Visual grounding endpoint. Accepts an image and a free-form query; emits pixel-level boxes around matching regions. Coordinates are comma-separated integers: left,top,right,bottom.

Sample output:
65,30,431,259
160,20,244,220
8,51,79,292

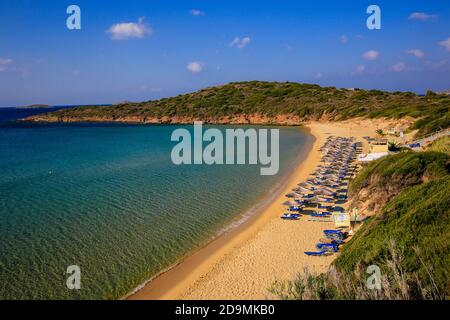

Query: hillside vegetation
349,151,449,213
335,176,450,298
28,81,450,137
271,151,450,299
427,136,450,155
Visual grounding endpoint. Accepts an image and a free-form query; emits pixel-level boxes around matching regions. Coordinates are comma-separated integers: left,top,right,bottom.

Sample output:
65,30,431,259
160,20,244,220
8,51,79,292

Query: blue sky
0,0,449,107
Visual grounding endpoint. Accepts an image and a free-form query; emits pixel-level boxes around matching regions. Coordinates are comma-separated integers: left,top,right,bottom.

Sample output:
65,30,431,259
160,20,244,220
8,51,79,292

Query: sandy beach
128,118,409,300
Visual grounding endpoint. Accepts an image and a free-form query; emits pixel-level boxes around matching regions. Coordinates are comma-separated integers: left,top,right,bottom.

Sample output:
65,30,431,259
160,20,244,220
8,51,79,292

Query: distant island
17,104,52,109
24,81,450,138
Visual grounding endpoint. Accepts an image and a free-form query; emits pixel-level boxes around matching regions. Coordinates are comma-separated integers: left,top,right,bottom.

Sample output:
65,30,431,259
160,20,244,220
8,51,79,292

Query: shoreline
127,122,334,300
127,119,391,300
125,127,315,299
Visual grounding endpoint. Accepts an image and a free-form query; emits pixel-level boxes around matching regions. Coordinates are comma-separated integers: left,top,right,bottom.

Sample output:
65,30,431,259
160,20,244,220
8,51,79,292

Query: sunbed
304,250,328,256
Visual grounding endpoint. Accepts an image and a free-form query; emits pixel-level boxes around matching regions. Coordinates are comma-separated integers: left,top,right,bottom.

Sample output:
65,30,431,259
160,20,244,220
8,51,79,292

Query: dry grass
269,240,444,300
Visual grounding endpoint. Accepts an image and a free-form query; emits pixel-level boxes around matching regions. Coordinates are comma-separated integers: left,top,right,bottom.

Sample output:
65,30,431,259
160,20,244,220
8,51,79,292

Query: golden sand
128,119,400,300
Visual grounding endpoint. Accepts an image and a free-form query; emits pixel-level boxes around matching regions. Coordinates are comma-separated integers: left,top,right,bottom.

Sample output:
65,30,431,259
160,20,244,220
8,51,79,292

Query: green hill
427,136,450,155
26,81,450,138
349,151,449,213
271,151,450,299
336,178,450,298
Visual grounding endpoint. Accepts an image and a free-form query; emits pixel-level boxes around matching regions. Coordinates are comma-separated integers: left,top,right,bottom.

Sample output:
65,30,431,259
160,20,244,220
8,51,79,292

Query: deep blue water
0,107,67,122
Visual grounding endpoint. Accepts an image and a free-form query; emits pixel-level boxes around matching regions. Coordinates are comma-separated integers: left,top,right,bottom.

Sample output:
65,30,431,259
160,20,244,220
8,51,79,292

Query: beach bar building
357,138,389,163
369,138,388,153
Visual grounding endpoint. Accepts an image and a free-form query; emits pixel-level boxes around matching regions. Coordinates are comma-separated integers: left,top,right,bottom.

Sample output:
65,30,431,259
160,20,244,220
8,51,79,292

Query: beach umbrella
285,193,296,198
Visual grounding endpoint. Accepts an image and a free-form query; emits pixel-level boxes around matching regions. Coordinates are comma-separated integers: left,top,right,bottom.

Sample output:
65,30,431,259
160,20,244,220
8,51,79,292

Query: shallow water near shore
0,109,311,299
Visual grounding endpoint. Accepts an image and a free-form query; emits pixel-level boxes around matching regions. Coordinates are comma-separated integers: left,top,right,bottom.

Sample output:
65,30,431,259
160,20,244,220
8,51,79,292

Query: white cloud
107,18,152,40
0,58,13,72
187,61,203,73
189,9,204,16
391,62,406,73
407,49,425,58
439,37,450,52
363,50,380,60
340,35,348,44
230,36,251,49
408,12,438,22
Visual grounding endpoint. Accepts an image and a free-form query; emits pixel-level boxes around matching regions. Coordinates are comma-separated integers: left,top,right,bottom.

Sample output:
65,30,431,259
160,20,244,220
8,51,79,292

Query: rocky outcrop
24,113,305,126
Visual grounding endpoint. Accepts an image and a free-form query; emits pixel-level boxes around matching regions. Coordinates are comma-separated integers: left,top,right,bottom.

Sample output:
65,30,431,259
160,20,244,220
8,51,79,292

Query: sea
0,107,312,299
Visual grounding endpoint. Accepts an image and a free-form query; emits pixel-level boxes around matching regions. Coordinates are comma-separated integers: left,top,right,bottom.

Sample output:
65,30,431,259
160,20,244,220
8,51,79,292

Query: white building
357,152,389,162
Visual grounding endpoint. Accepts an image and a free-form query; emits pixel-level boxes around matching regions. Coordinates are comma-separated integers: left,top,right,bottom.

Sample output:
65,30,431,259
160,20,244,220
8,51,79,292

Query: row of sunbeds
280,136,361,221
304,229,348,256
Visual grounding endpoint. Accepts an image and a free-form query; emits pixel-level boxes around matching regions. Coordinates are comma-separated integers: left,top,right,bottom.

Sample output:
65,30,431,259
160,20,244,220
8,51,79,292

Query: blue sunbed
316,243,339,252
304,250,327,256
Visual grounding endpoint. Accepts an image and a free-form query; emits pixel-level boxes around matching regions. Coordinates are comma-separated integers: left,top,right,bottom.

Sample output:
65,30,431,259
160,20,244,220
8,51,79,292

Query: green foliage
271,239,445,300
269,271,338,300
427,136,450,155
272,151,450,299
388,141,400,151
38,81,450,138
339,151,450,298
350,151,449,197
335,177,450,298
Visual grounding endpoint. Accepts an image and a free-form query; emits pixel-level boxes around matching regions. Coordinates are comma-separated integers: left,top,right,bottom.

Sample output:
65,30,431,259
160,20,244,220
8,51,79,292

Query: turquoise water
0,111,312,299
